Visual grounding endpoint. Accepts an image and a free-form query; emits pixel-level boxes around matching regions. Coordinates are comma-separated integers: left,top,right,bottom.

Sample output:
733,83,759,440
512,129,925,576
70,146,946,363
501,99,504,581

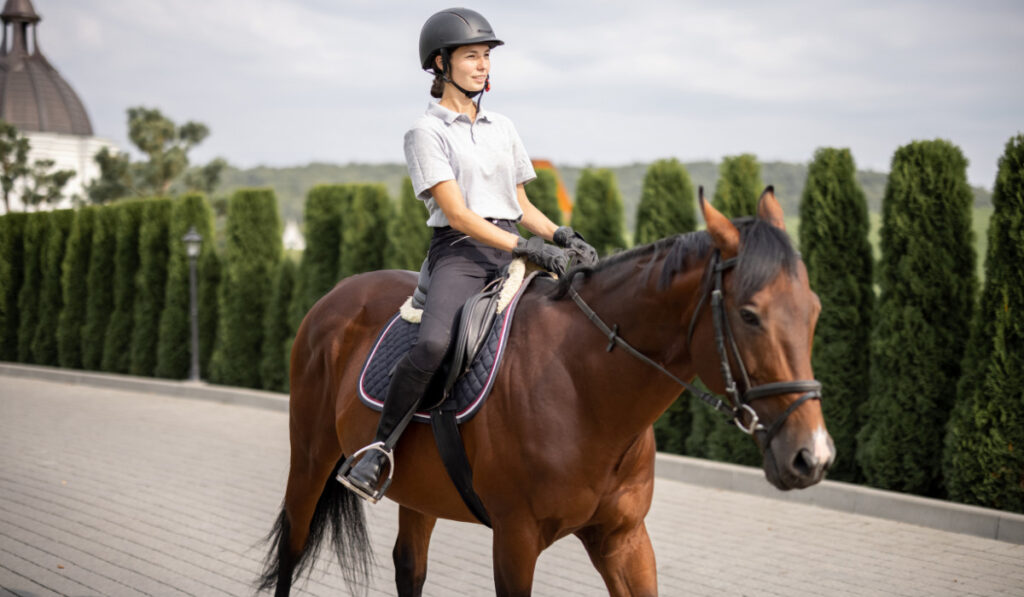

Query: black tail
256,458,374,595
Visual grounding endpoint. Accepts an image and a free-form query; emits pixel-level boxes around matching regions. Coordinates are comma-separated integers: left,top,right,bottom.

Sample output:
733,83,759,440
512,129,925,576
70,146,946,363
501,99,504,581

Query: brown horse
258,189,834,596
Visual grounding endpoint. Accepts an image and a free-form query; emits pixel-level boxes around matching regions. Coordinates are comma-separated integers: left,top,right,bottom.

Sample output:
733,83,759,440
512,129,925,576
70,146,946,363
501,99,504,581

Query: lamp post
183,226,202,382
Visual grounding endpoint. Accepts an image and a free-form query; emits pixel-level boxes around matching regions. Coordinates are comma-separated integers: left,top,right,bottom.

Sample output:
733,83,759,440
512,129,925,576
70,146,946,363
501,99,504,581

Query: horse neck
565,249,711,442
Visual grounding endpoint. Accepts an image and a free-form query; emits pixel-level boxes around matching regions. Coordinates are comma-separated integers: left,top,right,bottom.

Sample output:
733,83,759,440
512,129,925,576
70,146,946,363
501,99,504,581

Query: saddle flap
442,283,502,394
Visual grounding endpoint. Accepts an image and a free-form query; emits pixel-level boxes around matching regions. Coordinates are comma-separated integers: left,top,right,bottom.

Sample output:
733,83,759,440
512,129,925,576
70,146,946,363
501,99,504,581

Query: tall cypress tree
81,207,118,370
385,178,431,270
339,184,391,278
198,246,220,377
857,140,976,496
209,188,281,388
57,207,97,369
156,193,216,379
261,257,296,392
944,134,1024,512
634,158,696,245
713,154,763,217
0,212,26,360
290,184,347,331
17,213,46,362
525,169,563,227
102,200,146,373
571,168,626,256
634,159,699,455
130,198,173,377
798,148,874,482
32,209,74,366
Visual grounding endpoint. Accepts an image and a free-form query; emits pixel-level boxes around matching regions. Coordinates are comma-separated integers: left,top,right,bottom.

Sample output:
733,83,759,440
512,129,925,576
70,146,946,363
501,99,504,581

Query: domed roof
0,0,93,136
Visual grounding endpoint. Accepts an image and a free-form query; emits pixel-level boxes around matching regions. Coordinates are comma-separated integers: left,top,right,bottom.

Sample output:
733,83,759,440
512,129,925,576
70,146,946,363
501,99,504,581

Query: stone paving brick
2,377,1023,596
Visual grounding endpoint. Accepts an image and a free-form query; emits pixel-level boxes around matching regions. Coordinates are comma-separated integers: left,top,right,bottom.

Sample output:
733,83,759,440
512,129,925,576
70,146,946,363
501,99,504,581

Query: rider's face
438,44,490,92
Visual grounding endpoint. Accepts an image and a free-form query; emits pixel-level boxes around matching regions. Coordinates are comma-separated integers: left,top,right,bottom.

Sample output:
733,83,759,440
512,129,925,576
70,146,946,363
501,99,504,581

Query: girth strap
430,408,492,527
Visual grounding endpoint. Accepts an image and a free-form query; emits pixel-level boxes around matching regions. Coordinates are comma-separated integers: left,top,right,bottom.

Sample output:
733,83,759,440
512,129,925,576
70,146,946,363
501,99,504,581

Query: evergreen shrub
102,200,146,373
385,178,431,270
0,213,27,360
17,213,46,362
857,140,976,496
798,148,874,482
32,209,74,365
339,184,391,278
57,207,96,368
261,258,296,392
130,198,173,376
209,188,281,388
943,134,1024,512
81,207,118,369
713,154,763,217
571,168,626,256
634,158,696,245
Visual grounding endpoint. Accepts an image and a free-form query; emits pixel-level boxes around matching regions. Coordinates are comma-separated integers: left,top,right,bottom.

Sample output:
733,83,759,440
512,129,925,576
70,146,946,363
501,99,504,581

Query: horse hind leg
258,457,373,595
393,506,437,597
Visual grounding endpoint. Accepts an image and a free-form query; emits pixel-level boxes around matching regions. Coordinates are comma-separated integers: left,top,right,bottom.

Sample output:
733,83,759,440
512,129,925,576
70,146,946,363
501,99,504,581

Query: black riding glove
513,236,569,277
553,226,599,267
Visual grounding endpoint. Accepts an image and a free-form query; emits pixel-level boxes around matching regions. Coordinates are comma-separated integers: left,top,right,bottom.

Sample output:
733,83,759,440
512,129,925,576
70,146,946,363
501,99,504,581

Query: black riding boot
338,356,434,502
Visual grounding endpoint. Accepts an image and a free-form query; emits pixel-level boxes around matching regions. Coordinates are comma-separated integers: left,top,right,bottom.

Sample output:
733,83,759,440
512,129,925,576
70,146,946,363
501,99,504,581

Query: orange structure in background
531,159,573,219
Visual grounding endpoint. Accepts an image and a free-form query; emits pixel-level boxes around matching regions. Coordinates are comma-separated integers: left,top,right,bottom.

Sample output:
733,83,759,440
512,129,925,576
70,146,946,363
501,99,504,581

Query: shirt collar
426,101,491,125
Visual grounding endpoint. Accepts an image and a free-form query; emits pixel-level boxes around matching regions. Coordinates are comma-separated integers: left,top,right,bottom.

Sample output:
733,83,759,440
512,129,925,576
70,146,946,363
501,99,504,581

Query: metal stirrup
336,441,395,504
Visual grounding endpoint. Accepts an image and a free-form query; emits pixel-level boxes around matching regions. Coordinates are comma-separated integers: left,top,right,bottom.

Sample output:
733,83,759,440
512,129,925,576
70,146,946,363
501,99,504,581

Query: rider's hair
430,69,445,98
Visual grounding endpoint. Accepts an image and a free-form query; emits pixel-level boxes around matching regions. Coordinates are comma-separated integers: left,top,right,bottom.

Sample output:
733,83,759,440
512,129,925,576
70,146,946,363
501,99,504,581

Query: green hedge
340,184,391,278
17,213,46,362
634,158,696,245
290,184,348,330
32,209,74,365
713,154,763,217
385,178,431,270
130,198,173,376
261,258,296,392
0,213,27,360
57,207,96,368
571,168,626,256
209,188,281,388
155,193,216,379
524,169,562,230
944,134,1024,512
798,148,874,482
857,140,977,496
101,200,146,373
82,206,118,370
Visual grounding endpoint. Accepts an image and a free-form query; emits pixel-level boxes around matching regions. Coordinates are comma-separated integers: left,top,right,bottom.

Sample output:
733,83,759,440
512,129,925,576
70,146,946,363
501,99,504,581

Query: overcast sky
40,0,1024,188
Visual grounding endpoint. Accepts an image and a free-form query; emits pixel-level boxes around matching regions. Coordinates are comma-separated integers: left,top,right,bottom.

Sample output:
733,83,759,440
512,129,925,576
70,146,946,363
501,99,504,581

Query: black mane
551,217,799,301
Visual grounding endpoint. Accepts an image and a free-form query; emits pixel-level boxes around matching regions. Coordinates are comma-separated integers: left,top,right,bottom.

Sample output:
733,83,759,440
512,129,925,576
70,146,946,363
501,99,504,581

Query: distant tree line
1,130,1019,515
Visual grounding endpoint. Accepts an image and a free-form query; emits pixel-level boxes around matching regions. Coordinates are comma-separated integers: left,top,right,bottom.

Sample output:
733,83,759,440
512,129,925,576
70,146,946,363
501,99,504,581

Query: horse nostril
792,448,815,478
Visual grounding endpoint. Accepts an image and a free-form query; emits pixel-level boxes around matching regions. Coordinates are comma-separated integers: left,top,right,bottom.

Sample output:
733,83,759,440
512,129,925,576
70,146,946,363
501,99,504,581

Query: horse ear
699,186,739,259
757,185,786,231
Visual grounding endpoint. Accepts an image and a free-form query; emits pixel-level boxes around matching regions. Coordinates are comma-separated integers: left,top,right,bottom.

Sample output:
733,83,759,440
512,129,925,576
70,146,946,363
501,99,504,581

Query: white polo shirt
404,102,537,228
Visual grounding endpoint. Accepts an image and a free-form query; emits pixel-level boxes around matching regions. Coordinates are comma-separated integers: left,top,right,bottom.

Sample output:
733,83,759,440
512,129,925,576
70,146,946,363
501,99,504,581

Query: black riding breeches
407,221,516,373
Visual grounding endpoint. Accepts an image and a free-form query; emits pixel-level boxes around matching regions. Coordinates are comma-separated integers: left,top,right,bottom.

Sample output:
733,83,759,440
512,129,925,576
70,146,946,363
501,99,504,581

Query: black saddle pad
357,279,531,424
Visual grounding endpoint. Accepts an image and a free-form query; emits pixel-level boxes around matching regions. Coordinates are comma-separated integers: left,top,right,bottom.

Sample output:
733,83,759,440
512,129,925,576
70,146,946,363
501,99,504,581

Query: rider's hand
553,226,599,267
513,236,569,277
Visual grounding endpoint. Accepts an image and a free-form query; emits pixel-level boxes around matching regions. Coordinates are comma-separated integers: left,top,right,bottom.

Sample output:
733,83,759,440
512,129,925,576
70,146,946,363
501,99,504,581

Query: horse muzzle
763,427,835,490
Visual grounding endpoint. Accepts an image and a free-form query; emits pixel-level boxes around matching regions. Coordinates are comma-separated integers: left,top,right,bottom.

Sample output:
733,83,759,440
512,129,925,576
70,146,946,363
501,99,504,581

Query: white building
0,0,115,213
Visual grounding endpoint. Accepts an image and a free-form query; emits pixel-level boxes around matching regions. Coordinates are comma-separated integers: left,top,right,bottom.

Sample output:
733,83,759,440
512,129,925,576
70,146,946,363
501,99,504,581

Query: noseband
568,250,822,449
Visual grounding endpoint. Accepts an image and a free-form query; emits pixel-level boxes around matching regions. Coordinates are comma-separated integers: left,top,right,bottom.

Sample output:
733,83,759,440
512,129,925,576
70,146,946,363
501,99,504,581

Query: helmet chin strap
440,48,489,112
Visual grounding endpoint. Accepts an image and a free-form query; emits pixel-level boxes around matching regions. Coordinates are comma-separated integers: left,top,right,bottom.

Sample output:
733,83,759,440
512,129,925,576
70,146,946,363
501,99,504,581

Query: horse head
692,186,835,490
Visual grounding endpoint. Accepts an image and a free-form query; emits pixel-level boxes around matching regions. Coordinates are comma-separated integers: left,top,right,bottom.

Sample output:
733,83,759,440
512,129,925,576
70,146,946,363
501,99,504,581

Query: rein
567,249,822,449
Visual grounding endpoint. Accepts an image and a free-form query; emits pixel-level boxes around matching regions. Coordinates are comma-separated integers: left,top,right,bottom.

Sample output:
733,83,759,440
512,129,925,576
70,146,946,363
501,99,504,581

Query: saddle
356,258,543,526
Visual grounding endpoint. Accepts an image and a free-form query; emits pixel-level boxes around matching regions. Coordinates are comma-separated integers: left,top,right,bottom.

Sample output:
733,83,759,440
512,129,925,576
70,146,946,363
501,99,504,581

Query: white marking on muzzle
811,426,833,464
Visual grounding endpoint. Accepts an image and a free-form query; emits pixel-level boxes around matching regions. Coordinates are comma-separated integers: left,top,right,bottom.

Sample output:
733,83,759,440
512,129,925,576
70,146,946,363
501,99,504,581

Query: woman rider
338,7,598,502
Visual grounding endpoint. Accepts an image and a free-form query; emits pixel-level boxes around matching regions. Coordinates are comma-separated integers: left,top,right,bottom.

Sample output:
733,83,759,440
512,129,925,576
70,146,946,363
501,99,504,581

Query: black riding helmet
419,8,503,104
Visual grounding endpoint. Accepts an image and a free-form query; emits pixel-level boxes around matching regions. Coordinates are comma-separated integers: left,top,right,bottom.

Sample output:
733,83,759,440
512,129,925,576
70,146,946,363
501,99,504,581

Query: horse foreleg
393,506,437,597
492,522,543,597
575,521,658,597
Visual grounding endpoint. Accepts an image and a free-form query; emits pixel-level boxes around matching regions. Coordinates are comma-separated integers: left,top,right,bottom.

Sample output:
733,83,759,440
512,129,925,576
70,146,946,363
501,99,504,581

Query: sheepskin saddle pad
358,258,541,424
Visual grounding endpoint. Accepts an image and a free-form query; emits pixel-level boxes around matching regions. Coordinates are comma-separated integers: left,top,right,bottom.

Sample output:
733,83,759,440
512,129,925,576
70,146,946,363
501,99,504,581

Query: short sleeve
404,127,455,200
510,124,537,186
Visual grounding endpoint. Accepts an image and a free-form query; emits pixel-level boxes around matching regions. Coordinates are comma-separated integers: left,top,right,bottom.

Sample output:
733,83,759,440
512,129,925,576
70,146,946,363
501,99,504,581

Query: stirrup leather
336,441,395,504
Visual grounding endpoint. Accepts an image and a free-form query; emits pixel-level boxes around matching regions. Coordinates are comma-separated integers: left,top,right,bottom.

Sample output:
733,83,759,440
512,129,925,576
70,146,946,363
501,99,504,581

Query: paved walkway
0,377,1021,596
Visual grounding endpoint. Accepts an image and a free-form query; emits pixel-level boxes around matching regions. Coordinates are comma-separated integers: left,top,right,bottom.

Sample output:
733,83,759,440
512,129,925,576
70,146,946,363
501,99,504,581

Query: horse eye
739,308,761,327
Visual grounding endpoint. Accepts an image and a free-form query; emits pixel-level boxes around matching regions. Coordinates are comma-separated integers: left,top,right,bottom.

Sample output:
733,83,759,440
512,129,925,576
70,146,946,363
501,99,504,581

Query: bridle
567,249,822,449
